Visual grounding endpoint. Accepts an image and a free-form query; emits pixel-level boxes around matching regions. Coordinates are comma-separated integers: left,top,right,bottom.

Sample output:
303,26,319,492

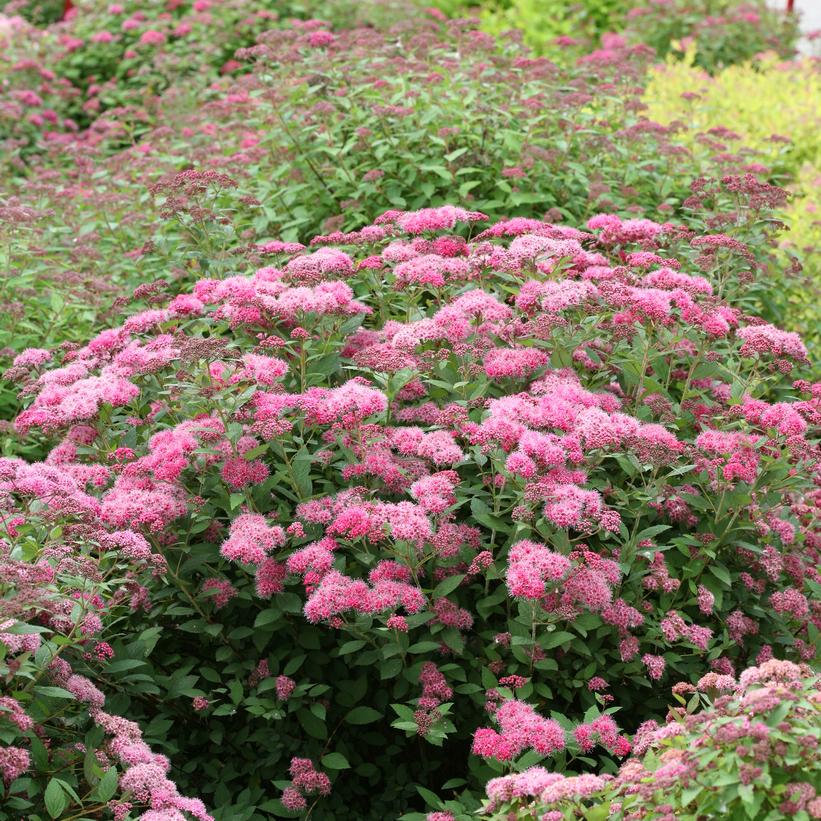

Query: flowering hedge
2,201,819,818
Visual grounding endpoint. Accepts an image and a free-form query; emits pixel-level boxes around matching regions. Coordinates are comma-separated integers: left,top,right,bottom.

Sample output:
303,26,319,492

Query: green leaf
44,779,66,819
321,752,350,770
229,680,244,705
584,802,612,821
105,659,146,674
298,708,327,740
470,498,510,533
681,785,703,806
291,447,313,497
34,686,76,700
256,798,303,817
541,630,575,650
95,767,118,802
391,704,416,721
415,785,443,809
380,658,403,679
709,565,732,587
345,706,382,725
254,609,278,628
407,641,440,654
432,574,464,599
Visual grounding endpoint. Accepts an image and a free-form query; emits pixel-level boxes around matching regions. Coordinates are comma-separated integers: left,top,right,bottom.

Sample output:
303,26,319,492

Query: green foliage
622,0,799,74
0,4,818,821
1,0,64,25
480,0,629,54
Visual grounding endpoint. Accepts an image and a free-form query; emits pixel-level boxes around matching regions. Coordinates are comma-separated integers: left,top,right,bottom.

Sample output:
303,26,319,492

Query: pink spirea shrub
479,659,821,820
2,204,819,818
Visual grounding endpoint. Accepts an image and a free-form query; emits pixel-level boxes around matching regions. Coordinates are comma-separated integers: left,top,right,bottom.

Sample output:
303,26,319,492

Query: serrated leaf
298,708,327,739
407,641,440,653
432,574,464,599
415,785,443,809
254,609,278,628
541,630,575,650
470,498,510,533
34,686,76,700
709,565,732,587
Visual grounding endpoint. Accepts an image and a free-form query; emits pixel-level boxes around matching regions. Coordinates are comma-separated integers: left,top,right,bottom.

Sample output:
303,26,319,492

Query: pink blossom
220,514,286,564
139,30,167,46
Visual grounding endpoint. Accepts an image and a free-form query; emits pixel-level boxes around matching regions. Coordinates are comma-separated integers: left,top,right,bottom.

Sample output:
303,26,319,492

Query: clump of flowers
280,757,331,812
478,659,821,820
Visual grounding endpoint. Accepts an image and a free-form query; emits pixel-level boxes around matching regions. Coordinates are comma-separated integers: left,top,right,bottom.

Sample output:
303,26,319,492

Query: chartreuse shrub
644,53,820,174
476,659,821,820
478,0,629,54
1,202,819,820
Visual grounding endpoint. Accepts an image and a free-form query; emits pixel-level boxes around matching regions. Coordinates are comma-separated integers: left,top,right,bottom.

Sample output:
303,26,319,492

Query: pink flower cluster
281,758,331,811
472,699,566,761
506,539,571,599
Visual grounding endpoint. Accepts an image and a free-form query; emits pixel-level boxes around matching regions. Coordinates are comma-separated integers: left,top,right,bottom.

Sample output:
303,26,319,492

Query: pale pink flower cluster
574,714,631,756
201,578,237,609
587,213,670,245
695,429,760,485
660,610,713,651
394,254,470,288
0,747,30,784
483,346,550,379
737,323,808,362
379,205,487,234
506,539,571,599
303,569,425,624
285,247,354,283
219,513,286,564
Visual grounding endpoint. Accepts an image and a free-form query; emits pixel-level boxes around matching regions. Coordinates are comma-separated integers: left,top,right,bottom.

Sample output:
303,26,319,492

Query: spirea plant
1,202,818,819
476,658,821,820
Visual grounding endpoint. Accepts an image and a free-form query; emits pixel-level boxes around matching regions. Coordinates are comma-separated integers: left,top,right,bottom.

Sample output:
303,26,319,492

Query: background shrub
1,13,810,432
644,51,821,359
